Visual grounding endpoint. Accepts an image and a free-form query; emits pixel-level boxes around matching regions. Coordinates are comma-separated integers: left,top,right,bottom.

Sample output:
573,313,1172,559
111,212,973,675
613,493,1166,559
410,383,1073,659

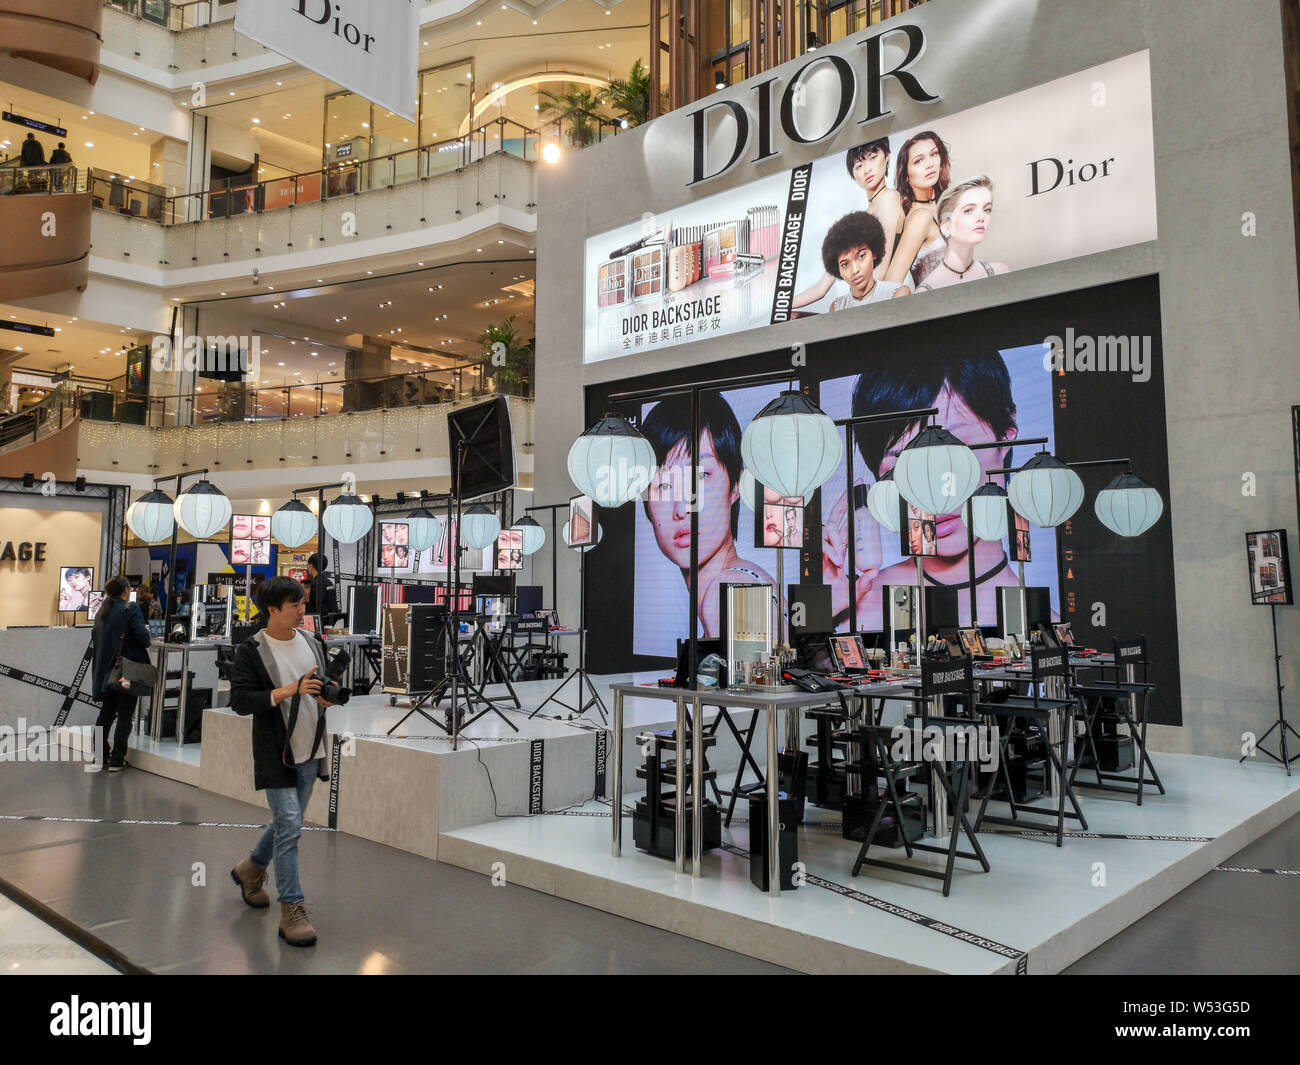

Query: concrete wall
532,0,1300,760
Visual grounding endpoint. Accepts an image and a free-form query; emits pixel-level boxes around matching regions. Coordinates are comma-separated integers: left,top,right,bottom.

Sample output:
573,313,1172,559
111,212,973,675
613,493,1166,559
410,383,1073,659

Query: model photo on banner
584,50,1157,362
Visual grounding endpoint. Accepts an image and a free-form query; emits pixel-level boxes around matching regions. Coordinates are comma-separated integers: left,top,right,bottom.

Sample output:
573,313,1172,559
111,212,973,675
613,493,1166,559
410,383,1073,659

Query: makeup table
608,678,909,898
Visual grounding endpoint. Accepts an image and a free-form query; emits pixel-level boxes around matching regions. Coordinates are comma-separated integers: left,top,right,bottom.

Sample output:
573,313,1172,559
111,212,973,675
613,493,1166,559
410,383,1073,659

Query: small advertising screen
496,529,523,571
1246,530,1292,605
58,566,95,612
231,513,272,566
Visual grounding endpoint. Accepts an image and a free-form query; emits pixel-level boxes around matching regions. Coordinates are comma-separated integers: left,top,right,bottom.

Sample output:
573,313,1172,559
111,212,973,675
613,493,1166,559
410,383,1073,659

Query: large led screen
584,51,1156,363
584,276,1182,724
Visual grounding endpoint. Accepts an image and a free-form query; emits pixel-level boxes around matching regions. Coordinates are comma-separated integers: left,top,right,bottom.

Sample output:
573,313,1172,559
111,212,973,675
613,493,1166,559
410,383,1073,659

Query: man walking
228,577,334,947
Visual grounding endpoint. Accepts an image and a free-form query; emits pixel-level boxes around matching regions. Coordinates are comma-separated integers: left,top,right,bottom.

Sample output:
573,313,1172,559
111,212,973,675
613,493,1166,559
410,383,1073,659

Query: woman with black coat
91,576,152,771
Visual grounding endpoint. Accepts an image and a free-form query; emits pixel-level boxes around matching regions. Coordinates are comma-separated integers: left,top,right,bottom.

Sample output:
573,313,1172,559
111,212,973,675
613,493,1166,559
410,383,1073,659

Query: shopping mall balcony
0,164,93,302
0,0,103,84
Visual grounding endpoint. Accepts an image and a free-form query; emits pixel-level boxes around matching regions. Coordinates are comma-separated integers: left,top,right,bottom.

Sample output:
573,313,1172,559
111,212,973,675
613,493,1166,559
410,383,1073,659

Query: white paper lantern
739,469,760,511
563,519,602,553
1008,453,1084,528
321,493,373,544
892,426,980,515
567,413,656,508
271,499,318,549
963,483,1009,542
866,471,901,533
460,504,501,549
405,508,445,552
127,488,175,543
1094,472,1163,537
511,515,546,556
740,390,843,499
173,479,232,540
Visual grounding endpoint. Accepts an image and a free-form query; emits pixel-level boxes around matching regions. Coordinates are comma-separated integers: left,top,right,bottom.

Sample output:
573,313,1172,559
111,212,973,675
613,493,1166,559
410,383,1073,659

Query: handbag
105,607,157,697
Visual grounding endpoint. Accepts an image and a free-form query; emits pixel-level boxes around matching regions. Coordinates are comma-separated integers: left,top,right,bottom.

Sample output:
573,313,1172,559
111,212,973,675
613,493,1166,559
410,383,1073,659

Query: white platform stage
169,671,1300,973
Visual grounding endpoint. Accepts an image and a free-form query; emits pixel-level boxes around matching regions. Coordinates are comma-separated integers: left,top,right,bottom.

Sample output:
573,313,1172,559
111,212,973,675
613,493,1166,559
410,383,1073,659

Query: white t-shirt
263,630,325,764
829,280,901,310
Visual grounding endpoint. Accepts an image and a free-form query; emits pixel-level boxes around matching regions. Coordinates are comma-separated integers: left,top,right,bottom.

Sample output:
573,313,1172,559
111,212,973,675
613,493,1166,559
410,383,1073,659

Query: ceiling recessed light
84,142,94,148
252,118,261,124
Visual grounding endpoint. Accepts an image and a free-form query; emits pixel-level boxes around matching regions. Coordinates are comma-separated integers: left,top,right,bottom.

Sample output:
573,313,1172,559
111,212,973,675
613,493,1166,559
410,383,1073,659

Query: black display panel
582,276,1181,724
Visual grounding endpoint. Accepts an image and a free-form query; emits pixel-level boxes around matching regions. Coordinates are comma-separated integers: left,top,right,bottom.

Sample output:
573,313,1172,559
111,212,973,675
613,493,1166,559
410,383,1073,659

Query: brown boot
230,859,270,908
279,902,317,947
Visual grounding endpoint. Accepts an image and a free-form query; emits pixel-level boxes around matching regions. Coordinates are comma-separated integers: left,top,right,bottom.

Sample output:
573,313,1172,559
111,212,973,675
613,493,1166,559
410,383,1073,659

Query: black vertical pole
688,386,700,685
846,423,857,634
967,501,978,627
165,474,180,633
550,508,558,613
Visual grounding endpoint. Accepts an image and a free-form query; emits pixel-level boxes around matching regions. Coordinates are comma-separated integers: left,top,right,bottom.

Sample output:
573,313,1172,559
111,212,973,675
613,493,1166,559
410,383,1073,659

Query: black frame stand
533,536,607,723
1241,603,1298,775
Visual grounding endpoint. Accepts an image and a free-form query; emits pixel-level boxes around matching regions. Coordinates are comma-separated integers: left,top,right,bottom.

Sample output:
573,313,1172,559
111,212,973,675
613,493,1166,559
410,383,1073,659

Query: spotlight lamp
1094,472,1164,537
714,70,728,91
563,519,602,553
740,390,842,500
127,488,176,543
865,470,902,533
1008,452,1084,528
460,504,501,549
892,426,980,516
271,499,318,548
405,507,445,552
963,482,1009,542
567,413,656,508
321,493,374,544
512,515,547,555
173,479,232,539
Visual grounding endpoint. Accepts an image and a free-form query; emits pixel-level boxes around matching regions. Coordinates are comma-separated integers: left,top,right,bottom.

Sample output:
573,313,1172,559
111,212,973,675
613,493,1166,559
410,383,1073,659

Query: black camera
319,680,350,705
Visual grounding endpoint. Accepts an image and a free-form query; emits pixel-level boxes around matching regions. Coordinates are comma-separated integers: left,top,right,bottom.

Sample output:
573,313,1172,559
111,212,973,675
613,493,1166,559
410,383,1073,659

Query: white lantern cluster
964,482,1009,543
271,499,318,549
460,504,501,549
1008,453,1084,529
892,426,980,516
321,493,373,544
511,515,547,556
740,391,842,500
405,508,445,552
1094,472,1163,537
173,479,232,540
567,414,657,508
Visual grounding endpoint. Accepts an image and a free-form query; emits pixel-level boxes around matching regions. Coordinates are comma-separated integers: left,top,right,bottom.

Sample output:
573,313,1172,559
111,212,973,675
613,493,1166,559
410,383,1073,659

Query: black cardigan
91,600,152,698
229,629,332,790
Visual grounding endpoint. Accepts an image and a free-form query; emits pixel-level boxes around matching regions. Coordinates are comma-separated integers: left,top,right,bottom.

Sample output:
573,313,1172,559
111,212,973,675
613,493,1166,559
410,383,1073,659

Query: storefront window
420,62,473,175
323,91,369,195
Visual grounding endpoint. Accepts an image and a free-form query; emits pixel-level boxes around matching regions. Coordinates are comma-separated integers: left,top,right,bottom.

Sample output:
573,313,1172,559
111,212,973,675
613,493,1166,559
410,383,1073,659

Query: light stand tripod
534,526,607,723
1241,602,1298,775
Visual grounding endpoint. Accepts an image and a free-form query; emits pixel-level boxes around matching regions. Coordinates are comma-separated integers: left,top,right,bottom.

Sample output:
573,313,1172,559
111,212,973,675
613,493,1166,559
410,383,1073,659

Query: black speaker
748,791,799,891
447,397,515,498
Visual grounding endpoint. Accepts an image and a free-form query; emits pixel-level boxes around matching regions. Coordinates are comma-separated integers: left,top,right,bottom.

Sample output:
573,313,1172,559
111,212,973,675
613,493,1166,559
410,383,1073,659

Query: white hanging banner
236,0,419,122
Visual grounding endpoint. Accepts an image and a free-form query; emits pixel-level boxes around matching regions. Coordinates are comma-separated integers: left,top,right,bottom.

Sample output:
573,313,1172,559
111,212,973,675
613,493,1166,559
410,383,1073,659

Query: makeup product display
631,244,665,300
668,240,702,292
597,258,628,306
719,582,774,685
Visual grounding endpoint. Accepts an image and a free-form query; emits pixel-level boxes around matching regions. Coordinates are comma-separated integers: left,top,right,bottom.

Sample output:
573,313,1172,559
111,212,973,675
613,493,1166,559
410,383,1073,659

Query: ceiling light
252,118,260,124
85,141,94,148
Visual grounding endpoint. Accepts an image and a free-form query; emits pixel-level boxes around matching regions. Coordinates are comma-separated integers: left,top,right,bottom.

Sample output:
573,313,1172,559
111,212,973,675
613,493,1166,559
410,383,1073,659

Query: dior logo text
1119,646,1141,657
690,24,938,185
930,668,966,686
1027,155,1115,197
295,0,375,53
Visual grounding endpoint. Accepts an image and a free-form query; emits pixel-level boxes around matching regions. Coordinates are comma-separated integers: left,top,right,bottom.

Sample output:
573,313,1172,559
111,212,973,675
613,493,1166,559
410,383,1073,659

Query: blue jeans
250,760,319,905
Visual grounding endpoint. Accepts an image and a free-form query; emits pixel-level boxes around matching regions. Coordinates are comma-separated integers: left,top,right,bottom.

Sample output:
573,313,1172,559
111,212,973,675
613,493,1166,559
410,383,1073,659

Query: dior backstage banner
583,50,1157,363
236,0,419,122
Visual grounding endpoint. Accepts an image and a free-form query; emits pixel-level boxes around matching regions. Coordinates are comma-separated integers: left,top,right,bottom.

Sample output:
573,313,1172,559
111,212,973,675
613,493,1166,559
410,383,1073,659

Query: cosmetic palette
598,257,628,306
631,243,665,300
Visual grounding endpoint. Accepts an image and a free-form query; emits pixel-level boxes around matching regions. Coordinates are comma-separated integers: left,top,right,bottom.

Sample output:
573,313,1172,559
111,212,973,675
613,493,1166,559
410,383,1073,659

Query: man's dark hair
845,138,890,178
307,553,327,572
639,392,744,538
105,576,130,599
258,575,306,613
851,354,1017,475
821,211,886,277
67,566,93,580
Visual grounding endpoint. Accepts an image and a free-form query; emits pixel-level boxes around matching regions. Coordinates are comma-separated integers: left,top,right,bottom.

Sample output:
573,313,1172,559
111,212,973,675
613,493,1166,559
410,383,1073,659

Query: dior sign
689,24,939,186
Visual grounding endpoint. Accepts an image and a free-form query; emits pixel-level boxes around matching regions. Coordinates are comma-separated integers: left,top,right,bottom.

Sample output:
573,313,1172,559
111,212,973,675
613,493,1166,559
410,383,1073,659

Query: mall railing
163,117,539,224
0,163,88,196
104,0,230,31
76,362,532,428
0,382,78,458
